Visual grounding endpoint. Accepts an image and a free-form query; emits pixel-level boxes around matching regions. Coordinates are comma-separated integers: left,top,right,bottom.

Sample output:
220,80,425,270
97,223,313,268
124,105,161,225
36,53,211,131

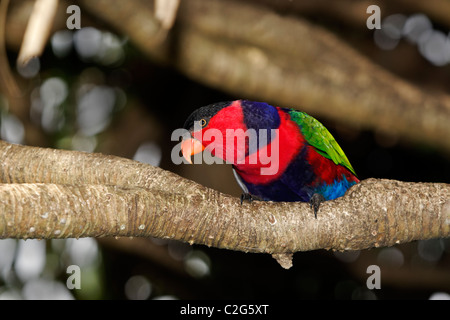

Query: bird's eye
200,119,207,127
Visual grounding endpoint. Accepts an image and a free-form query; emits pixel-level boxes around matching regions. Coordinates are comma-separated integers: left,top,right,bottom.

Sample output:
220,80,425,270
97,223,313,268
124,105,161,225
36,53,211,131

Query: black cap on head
183,101,232,130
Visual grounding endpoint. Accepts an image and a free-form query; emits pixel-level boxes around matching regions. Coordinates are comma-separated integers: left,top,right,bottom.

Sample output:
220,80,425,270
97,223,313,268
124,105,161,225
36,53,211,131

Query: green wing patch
288,109,357,176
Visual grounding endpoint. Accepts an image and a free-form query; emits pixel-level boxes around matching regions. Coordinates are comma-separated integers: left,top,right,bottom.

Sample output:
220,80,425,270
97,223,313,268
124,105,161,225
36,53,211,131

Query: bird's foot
309,193,325,219
240,193,263,204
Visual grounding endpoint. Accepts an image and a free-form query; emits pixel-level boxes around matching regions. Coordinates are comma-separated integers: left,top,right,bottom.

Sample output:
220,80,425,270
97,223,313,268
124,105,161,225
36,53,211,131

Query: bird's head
181,100,243,164
181,100,281,165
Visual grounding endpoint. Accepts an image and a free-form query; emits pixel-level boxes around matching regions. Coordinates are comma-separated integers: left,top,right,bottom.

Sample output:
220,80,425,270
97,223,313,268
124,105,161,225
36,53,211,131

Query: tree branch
17,0,59,65
0,141,448,268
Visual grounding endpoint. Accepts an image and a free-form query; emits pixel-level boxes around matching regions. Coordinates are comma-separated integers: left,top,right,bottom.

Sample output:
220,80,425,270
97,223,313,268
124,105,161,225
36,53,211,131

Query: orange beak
181,138,205,164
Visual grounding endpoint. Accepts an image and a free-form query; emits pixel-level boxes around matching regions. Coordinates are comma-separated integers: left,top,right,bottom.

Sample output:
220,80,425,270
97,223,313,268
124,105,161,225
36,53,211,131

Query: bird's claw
309,193,325,219
240,193,263,204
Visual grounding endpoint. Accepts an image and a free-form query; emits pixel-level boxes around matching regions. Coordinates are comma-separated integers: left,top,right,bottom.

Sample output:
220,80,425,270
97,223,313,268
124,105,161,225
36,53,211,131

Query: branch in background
0,141,448,269
0,0,63,146
78,0,450,155
154,0,180,30
0,0,20,97
391,0,450,30
17,0,59,65
4,0,450,153
246,0,450,30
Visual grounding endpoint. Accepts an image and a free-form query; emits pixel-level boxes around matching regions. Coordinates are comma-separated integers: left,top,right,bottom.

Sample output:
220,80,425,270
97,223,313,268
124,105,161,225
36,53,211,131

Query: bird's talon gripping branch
240,193,263,205
240,193,253,204
310,193,326,219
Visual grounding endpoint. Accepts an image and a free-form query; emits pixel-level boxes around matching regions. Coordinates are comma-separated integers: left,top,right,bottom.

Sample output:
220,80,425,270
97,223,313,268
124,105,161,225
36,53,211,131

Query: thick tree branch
0,141,449,268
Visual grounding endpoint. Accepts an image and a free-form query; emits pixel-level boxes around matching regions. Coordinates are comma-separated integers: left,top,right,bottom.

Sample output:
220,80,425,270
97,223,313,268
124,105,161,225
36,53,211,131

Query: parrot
181,100,359,218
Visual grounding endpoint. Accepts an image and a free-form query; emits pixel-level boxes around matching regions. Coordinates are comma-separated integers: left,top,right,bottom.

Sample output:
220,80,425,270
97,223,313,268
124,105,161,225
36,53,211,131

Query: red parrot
181,100,359,217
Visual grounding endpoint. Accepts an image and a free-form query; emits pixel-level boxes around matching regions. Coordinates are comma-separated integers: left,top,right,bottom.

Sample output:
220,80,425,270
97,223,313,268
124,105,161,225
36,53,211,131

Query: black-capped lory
181,100,359,217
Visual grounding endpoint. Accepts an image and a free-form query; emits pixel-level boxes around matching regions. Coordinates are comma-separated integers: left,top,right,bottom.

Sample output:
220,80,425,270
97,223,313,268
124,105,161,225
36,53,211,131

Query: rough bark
0,141,448,268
